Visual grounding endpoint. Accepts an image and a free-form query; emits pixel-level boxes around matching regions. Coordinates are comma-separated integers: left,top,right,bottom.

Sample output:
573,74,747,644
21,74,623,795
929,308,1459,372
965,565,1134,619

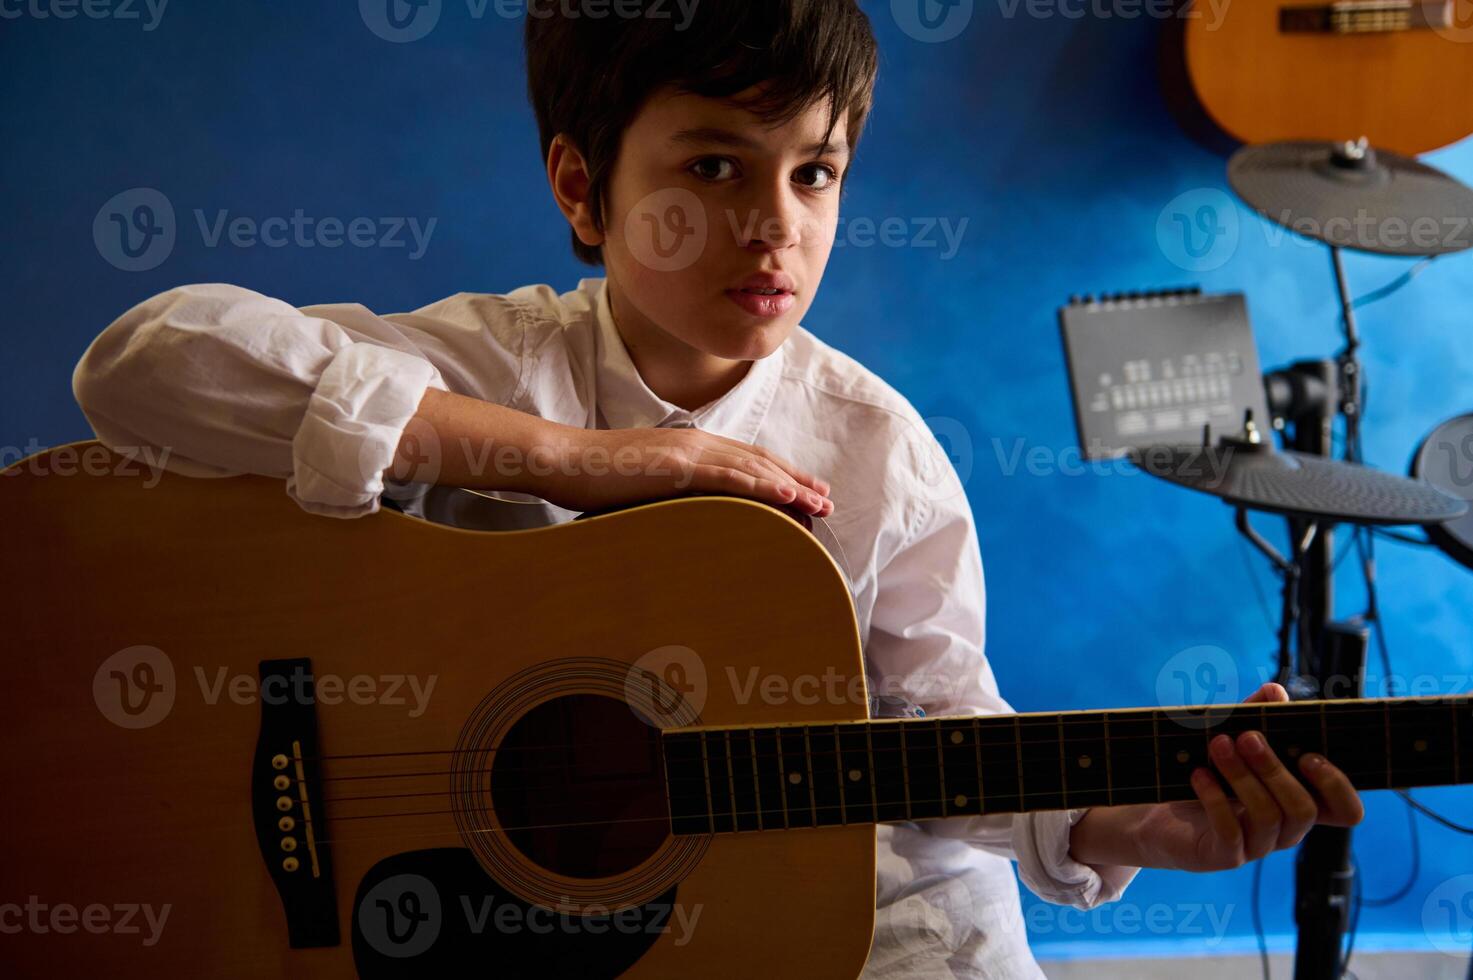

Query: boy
73,2,1362,976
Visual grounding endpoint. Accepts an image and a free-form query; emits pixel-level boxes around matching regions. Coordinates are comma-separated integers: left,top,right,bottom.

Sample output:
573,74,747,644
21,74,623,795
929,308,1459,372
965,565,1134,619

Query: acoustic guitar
1161,0,1473,155
2,442,1469,978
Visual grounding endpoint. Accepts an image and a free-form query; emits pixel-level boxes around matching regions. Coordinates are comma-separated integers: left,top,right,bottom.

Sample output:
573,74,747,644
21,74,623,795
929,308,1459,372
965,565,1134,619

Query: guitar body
1164,0,1473,155
0,444,876,978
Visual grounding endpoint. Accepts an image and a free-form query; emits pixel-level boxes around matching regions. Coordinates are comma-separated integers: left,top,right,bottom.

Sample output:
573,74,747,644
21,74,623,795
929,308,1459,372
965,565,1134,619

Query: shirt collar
589,277,784,442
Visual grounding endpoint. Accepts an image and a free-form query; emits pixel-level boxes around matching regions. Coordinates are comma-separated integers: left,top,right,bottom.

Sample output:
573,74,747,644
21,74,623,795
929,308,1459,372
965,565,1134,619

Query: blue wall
3,0,1470,960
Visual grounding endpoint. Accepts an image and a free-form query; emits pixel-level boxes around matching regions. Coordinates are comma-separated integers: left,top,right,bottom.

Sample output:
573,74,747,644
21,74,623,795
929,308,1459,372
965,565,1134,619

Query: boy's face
597,85,849,363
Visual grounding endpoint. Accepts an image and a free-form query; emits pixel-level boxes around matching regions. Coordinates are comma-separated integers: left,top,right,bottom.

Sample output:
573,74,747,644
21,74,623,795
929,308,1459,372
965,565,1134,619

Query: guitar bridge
251,657,340,948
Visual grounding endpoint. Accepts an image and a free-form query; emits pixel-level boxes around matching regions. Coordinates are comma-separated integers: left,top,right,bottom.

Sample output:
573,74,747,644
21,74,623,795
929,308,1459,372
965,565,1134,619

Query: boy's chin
689,319,793,361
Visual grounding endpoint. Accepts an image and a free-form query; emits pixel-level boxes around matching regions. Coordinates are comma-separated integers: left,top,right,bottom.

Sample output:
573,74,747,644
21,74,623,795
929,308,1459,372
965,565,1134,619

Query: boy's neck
607,281,753,413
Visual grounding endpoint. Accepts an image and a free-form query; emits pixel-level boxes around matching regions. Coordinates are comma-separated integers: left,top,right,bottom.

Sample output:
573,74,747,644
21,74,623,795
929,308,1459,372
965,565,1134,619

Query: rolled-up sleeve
863,420,1139,911
72,282,524,518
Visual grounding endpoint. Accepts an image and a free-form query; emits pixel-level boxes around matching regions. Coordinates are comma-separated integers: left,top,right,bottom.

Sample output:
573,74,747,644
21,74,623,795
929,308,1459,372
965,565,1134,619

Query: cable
1346,257,1436,318
1396,791,1473,835
1253,856,1271,980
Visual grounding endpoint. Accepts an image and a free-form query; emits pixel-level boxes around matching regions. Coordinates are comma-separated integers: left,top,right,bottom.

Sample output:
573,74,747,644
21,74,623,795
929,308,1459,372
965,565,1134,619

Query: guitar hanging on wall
1161,0,1473,155
2,443,1469,979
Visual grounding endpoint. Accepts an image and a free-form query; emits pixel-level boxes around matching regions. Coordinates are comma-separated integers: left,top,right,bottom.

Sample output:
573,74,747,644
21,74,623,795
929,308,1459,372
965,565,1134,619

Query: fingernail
1301,753,1325,771
781,486,796,500
1242,732,1265,753
1211,734,1233,759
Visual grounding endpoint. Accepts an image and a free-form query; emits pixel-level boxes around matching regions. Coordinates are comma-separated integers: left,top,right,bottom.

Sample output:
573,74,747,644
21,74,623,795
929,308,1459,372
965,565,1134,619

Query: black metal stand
1256,246,1370,980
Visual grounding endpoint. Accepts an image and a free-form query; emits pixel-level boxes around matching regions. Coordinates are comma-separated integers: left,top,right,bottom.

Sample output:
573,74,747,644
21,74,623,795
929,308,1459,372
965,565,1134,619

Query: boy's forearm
388,387,580,493
1068,805,1151,869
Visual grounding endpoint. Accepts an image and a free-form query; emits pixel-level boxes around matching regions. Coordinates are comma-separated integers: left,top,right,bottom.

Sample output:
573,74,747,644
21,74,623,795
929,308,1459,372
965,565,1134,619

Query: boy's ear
546,134,605,250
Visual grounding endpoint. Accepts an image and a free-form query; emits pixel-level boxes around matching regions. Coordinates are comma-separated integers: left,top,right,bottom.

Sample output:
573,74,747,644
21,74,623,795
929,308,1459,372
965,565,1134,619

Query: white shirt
73,276,1138,978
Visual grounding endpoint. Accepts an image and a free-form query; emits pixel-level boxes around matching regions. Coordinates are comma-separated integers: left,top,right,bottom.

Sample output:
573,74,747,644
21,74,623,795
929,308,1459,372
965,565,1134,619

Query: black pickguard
351,849,679,978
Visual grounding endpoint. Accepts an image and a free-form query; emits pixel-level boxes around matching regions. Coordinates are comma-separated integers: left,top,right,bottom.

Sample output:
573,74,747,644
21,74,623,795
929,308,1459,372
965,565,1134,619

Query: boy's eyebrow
668,126,850,159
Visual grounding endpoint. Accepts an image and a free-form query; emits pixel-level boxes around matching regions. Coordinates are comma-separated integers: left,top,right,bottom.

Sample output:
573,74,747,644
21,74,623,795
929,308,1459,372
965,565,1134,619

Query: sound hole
490,693,670,879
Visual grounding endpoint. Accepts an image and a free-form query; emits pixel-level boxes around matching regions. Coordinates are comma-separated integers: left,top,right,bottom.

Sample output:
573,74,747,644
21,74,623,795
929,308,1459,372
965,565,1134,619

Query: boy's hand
1069,683,1365,873
534,426,834,517
393,389,833,517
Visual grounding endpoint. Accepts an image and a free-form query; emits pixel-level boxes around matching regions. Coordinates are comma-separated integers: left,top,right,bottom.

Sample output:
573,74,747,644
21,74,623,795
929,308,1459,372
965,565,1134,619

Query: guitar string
304,698,1469,766
318,749,1462,815
319,726,1458,791
310,760,1461,846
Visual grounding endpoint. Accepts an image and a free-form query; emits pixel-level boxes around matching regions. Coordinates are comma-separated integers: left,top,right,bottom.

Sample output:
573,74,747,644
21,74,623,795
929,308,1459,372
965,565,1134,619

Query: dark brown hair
525,0,880,266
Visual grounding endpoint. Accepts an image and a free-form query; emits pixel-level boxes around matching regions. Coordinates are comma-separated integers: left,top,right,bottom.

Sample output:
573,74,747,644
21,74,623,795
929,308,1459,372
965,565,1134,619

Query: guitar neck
662,695,1472,834
1280,0,1453,34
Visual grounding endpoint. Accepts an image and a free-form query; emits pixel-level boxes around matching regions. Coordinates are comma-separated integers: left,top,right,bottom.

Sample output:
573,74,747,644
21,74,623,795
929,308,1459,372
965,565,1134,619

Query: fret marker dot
1176,750,1190,764
788,772,802,784
848,769,862,782
1286,745,1301,758
954,794,968,807
1078,754,1093,769
1414,739,1428,753
950,731,964,745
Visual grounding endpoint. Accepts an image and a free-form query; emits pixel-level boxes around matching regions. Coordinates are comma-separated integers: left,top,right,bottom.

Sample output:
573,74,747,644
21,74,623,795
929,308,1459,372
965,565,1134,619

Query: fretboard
661,696,1472,834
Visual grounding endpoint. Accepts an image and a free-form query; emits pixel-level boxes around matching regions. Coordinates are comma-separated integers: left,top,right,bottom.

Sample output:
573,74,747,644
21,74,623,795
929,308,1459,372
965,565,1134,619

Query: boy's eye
795,164,839,191
689,157,738,182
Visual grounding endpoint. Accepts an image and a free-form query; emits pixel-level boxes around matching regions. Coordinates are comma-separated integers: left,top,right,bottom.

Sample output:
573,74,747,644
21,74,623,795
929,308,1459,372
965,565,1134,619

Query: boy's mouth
726,272,797,318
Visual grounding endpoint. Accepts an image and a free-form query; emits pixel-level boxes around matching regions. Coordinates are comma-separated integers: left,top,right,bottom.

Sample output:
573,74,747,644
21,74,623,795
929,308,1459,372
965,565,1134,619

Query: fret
904,720,945,819
1058,711,1110,809
1324,701,1390,792
1320,702,1329,763
1057,716,1068,809
1017,714,1066,811
835,725,876,825
935,722,949,816
973,719,986,812
1260,700,1326,783
704,730,734,833
1156,708,1210,801
833,729,849,824
868,723,909,823
1385,701,1394,789
1388,697,1459,789
778,727,815,828
1013,716,1027,808
807,725,845,828
975,715,1021,813
751,729,788,828
863,724,882,821
727,728,761,832
899,724,915,819
802,728,819,825
1104,711,1158,805
748,729,764,830
1455,701,1464,785
663,732,712,835
1153,711,1162,800
939,718,981,816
